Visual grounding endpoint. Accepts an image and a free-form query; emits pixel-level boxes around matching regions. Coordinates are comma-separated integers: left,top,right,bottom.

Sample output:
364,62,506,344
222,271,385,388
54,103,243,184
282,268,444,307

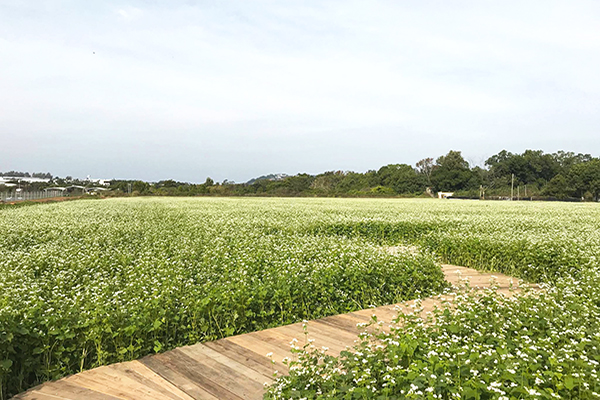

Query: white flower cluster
265,198,600,399
0,197,447,397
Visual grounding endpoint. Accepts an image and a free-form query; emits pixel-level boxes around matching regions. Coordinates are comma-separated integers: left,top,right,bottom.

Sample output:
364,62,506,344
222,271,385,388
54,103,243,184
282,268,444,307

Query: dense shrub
307,200,600,282
267,270,600,399
0,198,446,398
4,197,599,398
267,199,600,398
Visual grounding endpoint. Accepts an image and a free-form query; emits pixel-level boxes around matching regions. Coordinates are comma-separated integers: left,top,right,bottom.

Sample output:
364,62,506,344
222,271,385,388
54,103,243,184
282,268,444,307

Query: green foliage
308,199,600,283
486,149,560,185
5,149,600,200
265,199,600,399
309,220,446,244
377,164,426,194
431,151,480,192
542,174,569,199
0,198,447,398
267,270,600,399
4,198,600,398
132,180,150,194
99,149,600,199
368,186,396,196
568,159,600,200
484,150,596,198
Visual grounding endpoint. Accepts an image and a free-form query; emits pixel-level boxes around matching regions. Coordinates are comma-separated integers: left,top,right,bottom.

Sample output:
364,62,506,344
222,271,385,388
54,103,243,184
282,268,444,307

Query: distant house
85,187,109,194
43,185,85,195
43,187,67,193
85,176,111,186
0,176,50,185
43,186,108,195
438,191,454,199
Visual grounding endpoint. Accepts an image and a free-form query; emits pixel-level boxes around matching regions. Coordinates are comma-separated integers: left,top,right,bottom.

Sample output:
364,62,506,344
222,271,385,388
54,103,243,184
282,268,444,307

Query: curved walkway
14,265,526,400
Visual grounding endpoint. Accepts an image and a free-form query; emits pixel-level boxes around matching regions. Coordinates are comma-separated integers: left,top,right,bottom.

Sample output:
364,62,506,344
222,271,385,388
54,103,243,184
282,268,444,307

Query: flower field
268,271,600,399
2,198,599,399
0,198,446,398
308,200,600,282
266,200,600,399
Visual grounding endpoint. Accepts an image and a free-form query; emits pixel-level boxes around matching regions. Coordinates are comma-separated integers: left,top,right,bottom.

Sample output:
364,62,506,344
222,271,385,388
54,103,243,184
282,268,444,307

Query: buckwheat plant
266,270,600,399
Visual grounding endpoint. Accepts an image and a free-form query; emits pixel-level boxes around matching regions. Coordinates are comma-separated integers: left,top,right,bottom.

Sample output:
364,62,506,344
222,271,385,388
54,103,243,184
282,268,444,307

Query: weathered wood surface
14,265,526,400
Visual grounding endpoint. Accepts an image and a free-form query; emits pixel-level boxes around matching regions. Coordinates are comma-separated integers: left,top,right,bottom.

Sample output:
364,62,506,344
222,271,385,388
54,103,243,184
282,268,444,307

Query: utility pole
511,174,514,201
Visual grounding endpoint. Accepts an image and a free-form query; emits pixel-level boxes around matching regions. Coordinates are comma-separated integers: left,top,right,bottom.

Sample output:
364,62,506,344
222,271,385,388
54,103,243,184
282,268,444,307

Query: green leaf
564,376,575,390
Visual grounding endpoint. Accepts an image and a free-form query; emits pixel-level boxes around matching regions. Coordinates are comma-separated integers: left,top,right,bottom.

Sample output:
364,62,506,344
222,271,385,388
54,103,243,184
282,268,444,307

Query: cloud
0,0,599,181
116,6,142,22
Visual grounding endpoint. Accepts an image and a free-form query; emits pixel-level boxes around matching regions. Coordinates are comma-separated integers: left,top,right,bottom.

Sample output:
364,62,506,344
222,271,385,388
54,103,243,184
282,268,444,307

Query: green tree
486,150,560,188
415,157,434,186
431,151,479,192
337,171,378,193
311,172,345,193
377,164,426,194
282,174,314,193
568,159,600,200
132,180,150,194
543,174,570,199
552,151,592,175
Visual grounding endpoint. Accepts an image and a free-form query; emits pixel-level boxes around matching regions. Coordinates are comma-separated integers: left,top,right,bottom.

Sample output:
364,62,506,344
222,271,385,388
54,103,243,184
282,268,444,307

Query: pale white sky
1,1,599,182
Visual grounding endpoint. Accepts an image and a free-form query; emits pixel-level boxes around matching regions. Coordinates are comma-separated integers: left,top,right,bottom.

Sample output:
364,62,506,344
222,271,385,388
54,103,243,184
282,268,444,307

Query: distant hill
246,173,289,185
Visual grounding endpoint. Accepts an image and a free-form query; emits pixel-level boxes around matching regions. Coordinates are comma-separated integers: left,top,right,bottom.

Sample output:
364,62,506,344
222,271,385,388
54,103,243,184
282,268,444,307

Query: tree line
108,149,600,201
0,171,52,179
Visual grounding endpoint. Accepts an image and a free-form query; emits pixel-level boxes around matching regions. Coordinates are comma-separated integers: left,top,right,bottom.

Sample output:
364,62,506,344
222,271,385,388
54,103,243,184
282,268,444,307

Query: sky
1,0,600,183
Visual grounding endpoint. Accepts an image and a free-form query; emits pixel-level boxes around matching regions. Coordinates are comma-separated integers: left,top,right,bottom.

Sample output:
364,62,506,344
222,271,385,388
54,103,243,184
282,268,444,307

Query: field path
14,265,525,400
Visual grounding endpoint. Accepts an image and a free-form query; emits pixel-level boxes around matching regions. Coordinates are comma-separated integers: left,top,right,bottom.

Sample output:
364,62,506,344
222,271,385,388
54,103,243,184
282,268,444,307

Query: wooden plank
140,356,219,400
309,321,364,342
180,343,273,383
337,311,380,326
65,366,173,400
115,361,196,400
267,325,348,354
346,311,377,322
251,328,310,351
204,339,279,378
177,344,269,396
108,361,196,400
317,314,364,334
358,306,399,323
237,331,296,358
34,381,120,400
226,334,291,369
14,265,530,400
13,391,68,400
152,350,244,400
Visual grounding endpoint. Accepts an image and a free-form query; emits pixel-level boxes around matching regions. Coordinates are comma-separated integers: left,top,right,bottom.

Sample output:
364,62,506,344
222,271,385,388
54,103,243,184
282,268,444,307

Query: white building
0,176,51,185
85,176,112,186
437,191,454,199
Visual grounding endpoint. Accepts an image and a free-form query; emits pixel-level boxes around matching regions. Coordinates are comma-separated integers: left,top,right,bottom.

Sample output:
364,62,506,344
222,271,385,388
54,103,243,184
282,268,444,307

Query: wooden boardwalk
15,265,524,400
